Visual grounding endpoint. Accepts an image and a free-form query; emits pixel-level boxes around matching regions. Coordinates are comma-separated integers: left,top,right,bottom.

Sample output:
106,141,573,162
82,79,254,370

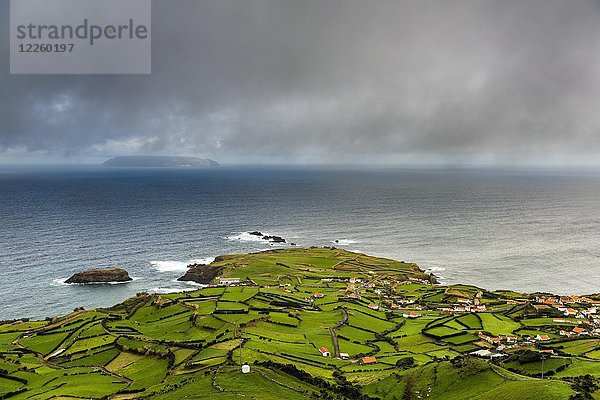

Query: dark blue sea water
1,166,600,320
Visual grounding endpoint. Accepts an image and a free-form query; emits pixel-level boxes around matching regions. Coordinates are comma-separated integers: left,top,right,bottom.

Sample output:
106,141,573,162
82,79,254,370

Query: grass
554,339,600,356
363,360,575,400
479,313,521,336
19,331,71,355
504,358,571,376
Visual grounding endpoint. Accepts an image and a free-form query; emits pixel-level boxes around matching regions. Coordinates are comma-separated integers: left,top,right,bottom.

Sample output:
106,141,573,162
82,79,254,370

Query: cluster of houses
470,332,558,358
317,346,377,364
436,294,487,314
535,296,600,318
559,326,600,338
533,296,600,337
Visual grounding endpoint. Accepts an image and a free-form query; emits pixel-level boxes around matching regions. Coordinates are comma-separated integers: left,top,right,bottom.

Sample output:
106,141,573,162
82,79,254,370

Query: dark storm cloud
2,0,600,164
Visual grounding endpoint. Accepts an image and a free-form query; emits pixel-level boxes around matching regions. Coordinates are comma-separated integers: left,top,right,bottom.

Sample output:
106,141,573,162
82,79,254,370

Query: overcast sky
2,0,600,165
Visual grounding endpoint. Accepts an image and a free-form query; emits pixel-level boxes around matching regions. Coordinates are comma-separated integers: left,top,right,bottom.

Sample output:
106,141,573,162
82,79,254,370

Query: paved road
330,307,348,358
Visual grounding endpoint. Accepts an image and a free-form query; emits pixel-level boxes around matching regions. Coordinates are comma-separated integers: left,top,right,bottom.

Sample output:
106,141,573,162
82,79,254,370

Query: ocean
1,165,599,320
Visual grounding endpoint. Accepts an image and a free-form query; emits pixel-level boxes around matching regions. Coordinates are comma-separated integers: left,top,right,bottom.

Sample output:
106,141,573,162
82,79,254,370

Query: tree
396,357,416,370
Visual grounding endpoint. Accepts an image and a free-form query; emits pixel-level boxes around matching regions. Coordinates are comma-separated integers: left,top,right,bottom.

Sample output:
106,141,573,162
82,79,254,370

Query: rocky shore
177,263,223,284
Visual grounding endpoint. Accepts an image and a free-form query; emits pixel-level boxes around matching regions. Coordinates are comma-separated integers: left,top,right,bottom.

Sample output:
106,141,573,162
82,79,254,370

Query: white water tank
242,364,250,374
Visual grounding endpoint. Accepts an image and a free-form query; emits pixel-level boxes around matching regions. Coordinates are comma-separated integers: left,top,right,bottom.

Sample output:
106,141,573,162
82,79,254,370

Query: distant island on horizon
103,155,219,168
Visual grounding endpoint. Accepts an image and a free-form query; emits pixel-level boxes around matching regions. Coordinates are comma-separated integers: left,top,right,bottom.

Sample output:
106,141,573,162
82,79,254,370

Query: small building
471,349,505,359
535,334,551,341
368,303,379,310
313,292,325,298
219,277,241,285
339,352,350,360
502,336,517,343
563,308,577,317
583,307,597,316
488,337,500,345
470,349,493,358
319,347,330,357
573,327,588,335
403,311,421,319
360,356,377,365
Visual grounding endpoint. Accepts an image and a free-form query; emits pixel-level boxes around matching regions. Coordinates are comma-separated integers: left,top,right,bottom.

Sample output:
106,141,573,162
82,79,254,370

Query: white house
219,277,241,285
318,347,330,357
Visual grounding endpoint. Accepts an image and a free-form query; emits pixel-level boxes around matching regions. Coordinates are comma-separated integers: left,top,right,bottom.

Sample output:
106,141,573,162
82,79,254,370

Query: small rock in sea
262,235,286,243
65,268,132,284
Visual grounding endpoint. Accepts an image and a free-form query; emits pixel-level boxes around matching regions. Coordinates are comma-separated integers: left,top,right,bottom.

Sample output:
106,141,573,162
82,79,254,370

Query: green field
0,247,598,399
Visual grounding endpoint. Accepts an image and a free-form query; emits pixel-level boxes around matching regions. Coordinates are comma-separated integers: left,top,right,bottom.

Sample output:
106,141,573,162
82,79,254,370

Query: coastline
1,247,598,399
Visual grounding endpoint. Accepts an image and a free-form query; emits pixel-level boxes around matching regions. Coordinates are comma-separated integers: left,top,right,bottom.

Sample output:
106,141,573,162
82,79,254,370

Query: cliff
177,264,223,284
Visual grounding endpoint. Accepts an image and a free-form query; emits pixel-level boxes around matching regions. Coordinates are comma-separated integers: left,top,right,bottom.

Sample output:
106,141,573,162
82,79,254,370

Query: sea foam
150,261,189,272
226,232,267,242
150,257,215,273
147,287,196,294
331,239,359,245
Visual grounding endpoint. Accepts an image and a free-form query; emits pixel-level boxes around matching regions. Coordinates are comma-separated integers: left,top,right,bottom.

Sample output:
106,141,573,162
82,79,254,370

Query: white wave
179,280,209,288
267,241,288,247
331,239,359,245
425,267,446,273
52,278,68,286
151,256,215,273
226,232,267,242
148,287,196,294
189,256,215,265
150,260,190,272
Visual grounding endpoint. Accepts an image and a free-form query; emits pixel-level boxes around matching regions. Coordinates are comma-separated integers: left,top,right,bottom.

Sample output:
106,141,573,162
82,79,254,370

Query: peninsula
1,248,598,399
